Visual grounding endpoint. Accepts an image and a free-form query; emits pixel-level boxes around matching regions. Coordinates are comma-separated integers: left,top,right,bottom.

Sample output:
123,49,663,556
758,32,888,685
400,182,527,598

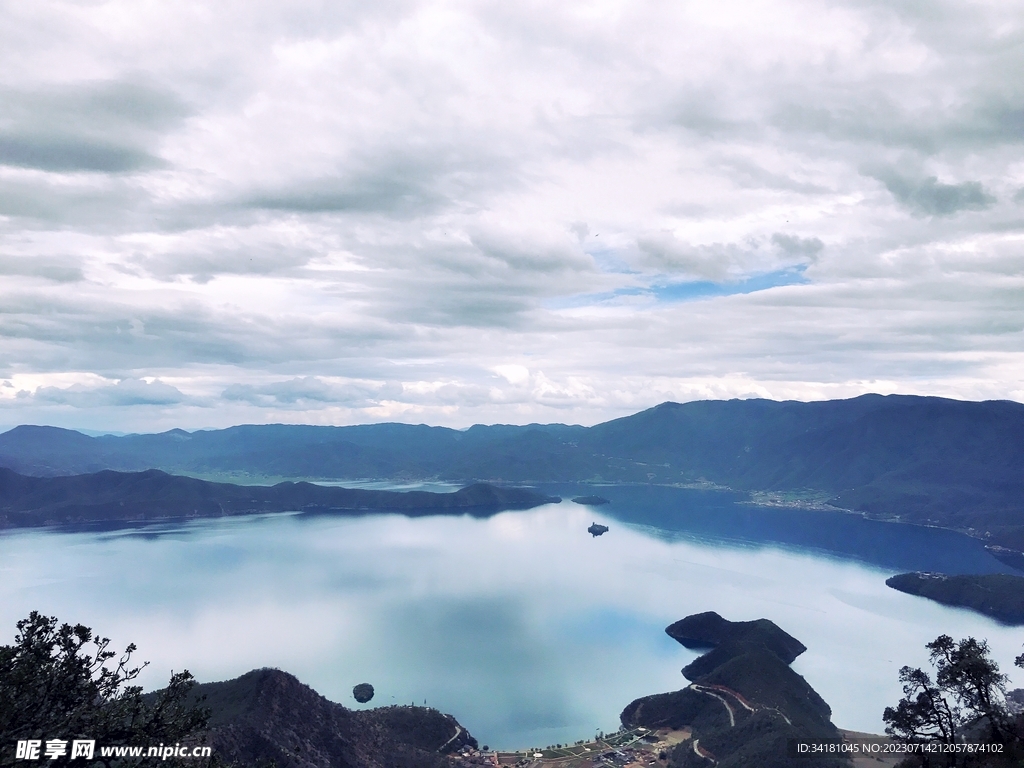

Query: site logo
15,740,94,760
13,740,211,761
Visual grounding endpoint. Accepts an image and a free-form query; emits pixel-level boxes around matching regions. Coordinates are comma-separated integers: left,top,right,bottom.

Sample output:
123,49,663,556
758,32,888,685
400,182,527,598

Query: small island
886,572,1024,625
572,495,610,505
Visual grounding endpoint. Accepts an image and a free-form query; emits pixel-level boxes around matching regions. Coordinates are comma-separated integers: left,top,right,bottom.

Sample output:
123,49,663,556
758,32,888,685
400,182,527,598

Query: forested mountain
2,394,1023,547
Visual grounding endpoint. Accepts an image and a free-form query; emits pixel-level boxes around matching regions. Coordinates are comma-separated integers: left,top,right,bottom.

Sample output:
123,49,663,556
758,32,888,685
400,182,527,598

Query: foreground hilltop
194,668,477,768
2,394,1024,553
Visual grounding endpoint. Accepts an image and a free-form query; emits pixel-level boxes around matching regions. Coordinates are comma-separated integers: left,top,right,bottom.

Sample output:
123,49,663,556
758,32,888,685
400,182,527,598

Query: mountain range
2,394,1022,551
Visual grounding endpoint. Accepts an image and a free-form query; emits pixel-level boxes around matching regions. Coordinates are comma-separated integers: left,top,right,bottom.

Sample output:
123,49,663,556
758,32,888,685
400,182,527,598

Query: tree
0,612,209,768
883,634,1017,767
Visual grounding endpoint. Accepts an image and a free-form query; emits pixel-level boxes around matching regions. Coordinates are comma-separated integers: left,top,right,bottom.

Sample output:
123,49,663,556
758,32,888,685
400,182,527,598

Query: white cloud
9,377,189,408
493,365,530,385
0,0,1022,431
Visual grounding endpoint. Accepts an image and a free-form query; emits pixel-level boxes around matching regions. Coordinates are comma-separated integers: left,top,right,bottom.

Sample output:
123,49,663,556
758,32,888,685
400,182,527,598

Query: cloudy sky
1,0,1022,432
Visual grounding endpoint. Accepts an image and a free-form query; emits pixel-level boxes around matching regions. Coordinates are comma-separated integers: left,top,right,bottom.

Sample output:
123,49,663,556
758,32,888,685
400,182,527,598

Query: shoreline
735,492,1024,570
463,725,896,768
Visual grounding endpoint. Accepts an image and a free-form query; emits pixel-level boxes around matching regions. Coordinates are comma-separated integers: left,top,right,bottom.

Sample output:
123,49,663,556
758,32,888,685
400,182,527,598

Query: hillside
0,468,559,529
193,668,476,768
620,612,845,768
885,572,1024,625
2,394,1024,552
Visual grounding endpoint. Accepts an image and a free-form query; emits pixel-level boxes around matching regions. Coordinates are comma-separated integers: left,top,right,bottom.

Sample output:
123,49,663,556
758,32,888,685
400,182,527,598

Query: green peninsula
0,467,560,530
886,572,1024,625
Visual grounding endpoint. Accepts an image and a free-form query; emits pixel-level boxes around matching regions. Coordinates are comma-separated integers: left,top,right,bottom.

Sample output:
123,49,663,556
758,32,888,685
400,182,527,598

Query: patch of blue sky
586,245,638,275
652,266,809,302
548,267,809,310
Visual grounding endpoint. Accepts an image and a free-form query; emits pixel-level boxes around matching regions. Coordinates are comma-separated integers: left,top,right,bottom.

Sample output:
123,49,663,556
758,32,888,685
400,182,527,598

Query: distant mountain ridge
2,394,1023,551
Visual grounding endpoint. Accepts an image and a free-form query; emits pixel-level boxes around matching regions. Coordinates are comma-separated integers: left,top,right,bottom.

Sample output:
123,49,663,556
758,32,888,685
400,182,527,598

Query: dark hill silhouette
2,394,1023,552
0,467,559,529
191,668,475,768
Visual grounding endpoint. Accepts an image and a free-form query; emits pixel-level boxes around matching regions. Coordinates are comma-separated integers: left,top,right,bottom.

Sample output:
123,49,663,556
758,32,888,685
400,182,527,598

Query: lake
1,484,1021,750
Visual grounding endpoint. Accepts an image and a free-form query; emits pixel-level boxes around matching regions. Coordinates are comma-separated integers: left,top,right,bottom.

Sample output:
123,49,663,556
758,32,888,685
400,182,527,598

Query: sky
1,0,1023,432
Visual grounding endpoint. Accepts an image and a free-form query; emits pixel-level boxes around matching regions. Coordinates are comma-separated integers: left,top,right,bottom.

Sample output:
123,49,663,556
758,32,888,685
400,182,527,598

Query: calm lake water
1,484,1021,749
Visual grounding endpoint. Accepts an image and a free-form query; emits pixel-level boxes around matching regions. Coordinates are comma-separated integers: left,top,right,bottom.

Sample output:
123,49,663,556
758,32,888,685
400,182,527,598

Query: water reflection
1,488,1021,749
543,483,1015,575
